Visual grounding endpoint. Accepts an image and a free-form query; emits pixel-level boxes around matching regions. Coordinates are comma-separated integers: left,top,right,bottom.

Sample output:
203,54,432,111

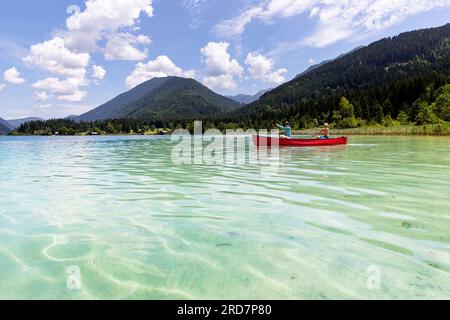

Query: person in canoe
315,123,330,139
277,121,292,139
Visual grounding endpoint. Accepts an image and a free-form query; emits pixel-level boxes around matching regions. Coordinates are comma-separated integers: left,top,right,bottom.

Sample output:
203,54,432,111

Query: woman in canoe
315,123,330,139
277,121,292,139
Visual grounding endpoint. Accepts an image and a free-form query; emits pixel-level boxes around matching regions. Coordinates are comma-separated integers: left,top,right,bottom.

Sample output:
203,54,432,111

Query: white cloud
92,65,106,81
33,91,50,102
200,42,243,91
308,58,316,64
182,0,209,11
215,0,450,46
4,67,26,85
213,7,263,38
104,33,151,61
0,83,5,91
23,37,90,102
126,55,196,89
35,104,53,109
23,38,90,79
58,91,88,102
201,42,243,77
303,23,353,47
214,0,315,38
182,0,212,28
23,0,155,103
260,0,317,20
64,0,154,53
310,6,320,17
202,74,239,91
245,52,287,84
32,77,87,102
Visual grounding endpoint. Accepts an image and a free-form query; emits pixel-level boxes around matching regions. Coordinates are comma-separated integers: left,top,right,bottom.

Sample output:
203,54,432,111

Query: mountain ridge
0,117,13,134
229,23,450,126
295,46,365,78
227,89,272,105
7,117,44,128
78,76,241,122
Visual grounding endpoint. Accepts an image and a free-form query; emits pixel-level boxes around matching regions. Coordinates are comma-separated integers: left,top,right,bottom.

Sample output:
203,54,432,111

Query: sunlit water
0,135,449,300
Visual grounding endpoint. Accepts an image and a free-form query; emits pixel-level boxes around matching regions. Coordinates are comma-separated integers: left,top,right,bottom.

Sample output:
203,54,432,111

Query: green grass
297,123,450,136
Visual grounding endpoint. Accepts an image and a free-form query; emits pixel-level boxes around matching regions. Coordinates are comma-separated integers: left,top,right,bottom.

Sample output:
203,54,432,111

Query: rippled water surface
0,135,449,299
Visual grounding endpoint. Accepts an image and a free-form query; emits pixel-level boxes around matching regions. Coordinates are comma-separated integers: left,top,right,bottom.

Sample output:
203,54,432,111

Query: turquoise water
0,135,449,299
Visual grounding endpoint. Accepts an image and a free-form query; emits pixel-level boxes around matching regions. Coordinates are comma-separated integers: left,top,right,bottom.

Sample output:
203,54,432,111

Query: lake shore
296,123,450,136
5,122,450,137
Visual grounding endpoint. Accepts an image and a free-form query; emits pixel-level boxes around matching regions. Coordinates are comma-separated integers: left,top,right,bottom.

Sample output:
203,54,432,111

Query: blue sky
0,0,450,120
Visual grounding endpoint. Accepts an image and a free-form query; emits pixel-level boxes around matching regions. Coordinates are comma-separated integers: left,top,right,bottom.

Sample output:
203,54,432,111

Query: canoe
253,135,348,147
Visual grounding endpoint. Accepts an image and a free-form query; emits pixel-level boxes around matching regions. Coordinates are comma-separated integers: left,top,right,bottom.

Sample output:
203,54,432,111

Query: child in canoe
277,121,292,138
315,123,330,139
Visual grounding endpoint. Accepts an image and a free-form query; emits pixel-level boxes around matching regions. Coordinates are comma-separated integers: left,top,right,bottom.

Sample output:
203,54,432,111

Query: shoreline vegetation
8,122,450,137
300,123,450,136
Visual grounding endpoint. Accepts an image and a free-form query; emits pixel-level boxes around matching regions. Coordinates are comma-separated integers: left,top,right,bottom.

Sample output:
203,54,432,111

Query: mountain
231,23,450,126
227,89,272,105
0,117,13,135
78,76,241,122
6,117,44,128
295,46,365,78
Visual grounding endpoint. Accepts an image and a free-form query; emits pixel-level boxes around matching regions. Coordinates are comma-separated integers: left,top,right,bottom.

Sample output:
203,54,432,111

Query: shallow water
0,135,449,299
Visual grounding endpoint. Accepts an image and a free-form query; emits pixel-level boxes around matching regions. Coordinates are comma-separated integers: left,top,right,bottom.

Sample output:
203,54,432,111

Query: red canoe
253,135,348,147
